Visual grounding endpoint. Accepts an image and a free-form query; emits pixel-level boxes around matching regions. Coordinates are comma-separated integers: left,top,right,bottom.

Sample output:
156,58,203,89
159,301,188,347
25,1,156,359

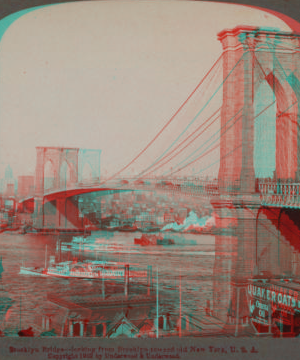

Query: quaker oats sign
248,281,300,335
248,283,270,327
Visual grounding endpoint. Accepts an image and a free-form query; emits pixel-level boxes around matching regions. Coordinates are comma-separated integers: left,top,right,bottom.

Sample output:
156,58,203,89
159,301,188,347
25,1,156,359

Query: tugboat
156,238,175,245
134,234,174,246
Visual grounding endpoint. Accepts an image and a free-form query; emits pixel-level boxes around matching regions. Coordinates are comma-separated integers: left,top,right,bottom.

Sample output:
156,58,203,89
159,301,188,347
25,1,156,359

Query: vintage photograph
0,0,300,358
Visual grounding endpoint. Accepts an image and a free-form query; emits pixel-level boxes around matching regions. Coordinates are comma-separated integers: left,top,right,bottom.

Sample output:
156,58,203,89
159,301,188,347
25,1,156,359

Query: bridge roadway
19,178,220,205
18,178,300,209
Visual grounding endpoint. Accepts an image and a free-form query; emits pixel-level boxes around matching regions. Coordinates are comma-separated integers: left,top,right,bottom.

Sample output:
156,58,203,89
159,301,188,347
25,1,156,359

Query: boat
19,266,48,277
47,260,127,279
134,234,174,246
119,224,138,232
157,238,175,245
20,258,147,280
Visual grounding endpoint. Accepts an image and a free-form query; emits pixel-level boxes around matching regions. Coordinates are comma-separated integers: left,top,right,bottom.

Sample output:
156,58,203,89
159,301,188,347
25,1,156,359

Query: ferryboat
19,259,147,279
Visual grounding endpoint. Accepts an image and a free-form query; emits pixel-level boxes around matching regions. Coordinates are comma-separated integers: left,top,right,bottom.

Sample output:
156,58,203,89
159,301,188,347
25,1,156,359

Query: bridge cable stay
263,38,300,54
148,52,275,179
247,44,291,115
192,99,298,177
160,55,275,176
139,111,221,178
253,53,299,148
163,142,220,178
133,55,247,180
99,53,224,184
172,100,276,178
163,110,244,177
131,59,223,180
137,108,221,179
104,51,257,183
183,102,281,179
256,39,298,85
159,104,248,177
133,53,248,180
193,103,297,177
263,40,298,101
255,53,299,125
162,96,277,177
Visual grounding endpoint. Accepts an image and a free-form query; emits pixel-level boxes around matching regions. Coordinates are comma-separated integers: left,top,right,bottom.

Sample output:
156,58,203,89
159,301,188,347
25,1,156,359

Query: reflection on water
0,231,238,337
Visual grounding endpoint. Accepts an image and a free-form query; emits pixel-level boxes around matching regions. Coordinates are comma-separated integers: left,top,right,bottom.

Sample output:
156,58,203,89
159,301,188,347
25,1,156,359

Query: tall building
2,165,15,196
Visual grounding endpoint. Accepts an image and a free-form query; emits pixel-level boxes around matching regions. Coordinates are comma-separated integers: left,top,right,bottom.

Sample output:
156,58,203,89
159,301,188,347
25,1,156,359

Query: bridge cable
100,53,224,184
183,57,295,177
192,99,298,177
133,54,246,179
163,97,277,178
135,53,247,179
138,108,221,178
131,57,223,180
160,106,243,177
165,111,243,177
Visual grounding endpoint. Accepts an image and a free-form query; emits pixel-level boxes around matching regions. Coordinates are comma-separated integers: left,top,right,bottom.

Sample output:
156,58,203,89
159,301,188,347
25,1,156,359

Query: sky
0,1,292,180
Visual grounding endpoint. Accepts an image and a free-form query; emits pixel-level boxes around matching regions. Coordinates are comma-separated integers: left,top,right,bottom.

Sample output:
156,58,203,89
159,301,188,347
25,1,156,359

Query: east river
0,231,236,336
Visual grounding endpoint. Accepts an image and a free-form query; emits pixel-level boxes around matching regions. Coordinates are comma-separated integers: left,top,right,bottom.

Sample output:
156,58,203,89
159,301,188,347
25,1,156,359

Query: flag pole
179,269,182,337
156,266,159,338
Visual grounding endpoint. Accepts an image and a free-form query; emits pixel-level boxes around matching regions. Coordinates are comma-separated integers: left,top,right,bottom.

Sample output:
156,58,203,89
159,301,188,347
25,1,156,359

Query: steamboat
20,258,147,280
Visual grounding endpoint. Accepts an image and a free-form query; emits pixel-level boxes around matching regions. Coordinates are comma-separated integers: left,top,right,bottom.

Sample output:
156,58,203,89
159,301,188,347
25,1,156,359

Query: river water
0,230,236,336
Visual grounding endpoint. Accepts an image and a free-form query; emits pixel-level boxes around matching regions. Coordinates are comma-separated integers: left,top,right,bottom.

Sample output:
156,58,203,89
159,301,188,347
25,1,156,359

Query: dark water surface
0,231,235,336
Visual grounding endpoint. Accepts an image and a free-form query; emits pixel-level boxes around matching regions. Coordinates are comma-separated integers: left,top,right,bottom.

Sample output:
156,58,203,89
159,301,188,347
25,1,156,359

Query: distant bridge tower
218,26,300,194
33,147,101,228
35,147,79,196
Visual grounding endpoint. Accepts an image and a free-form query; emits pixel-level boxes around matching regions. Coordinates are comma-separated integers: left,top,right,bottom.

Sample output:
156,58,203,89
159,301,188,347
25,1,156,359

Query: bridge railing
258,181,300,207
258,181,300,196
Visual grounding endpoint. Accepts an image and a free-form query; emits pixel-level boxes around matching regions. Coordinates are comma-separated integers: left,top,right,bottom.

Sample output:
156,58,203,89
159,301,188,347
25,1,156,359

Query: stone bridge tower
212,26,300,332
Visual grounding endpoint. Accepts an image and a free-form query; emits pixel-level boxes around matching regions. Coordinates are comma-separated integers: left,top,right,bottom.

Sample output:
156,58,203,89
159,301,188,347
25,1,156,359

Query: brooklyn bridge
6,25,300,337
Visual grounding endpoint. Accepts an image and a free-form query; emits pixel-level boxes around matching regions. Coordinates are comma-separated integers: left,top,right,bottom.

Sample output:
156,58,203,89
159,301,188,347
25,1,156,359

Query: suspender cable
162,107,243,177
193,100,297,176
139,109,221,178
135,53,245,179
100,53,224,184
